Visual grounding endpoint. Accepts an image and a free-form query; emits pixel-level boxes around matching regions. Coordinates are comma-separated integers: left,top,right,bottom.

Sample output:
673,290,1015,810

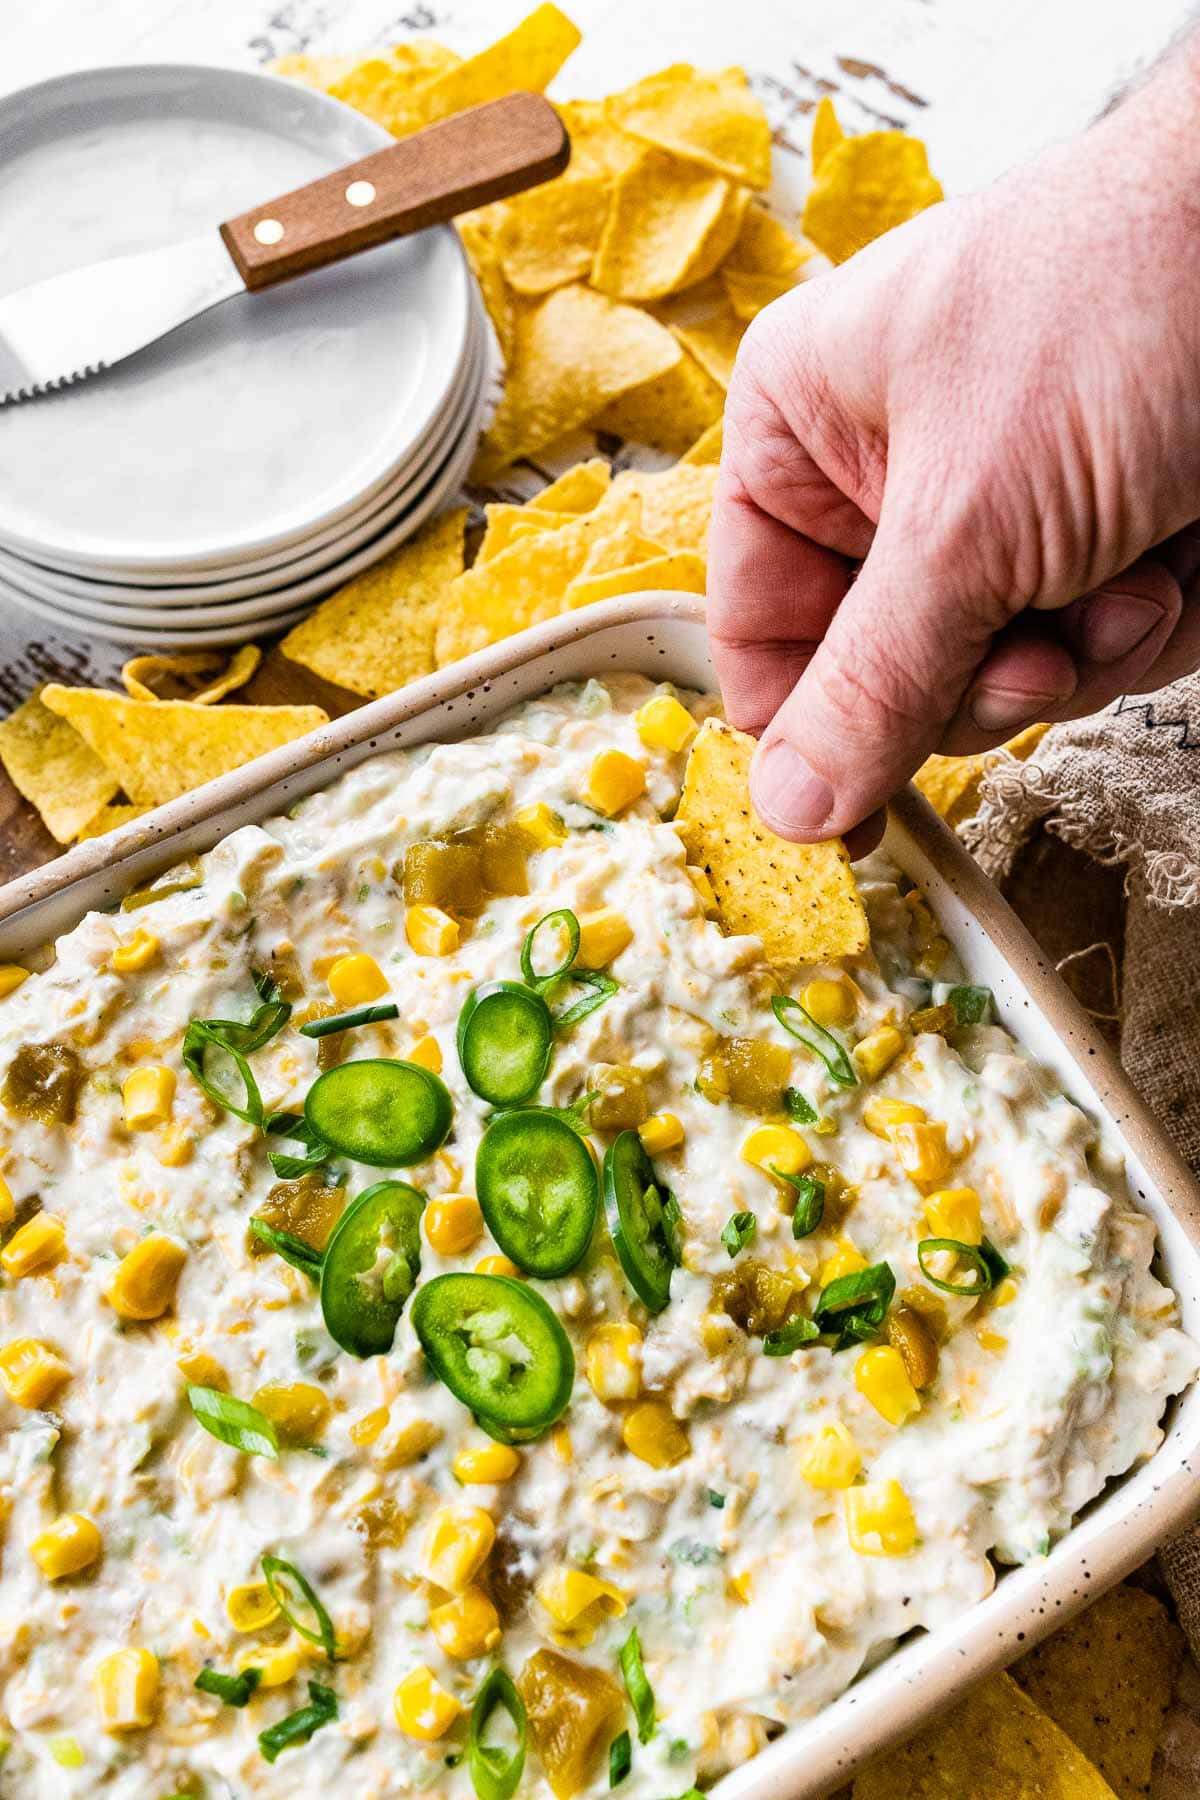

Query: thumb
748,523,995,840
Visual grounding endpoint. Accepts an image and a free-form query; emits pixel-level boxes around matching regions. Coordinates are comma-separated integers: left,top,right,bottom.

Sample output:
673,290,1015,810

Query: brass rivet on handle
345,180,377,208
253,218,285,246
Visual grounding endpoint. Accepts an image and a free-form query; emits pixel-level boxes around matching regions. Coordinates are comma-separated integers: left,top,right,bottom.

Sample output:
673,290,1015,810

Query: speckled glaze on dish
0,593,1196,1799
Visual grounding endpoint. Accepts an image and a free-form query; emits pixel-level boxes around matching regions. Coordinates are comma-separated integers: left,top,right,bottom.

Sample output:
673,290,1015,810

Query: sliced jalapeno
476,1111,598,1278
412,1272,575,1437
320,1180,424,1357
457,982,555,1108
304,1059,452,1167
603,1130,678,1313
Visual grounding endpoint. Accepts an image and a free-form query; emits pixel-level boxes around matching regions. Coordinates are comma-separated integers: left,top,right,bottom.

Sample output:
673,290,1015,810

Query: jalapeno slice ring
475,1110,598,1278
412,1272,575,1437
320,1180,425,1357
604,1130,677,1313
457,982,555,1108
304,1059,452,1167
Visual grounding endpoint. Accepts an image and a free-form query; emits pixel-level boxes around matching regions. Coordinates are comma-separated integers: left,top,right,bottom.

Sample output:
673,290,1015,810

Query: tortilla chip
720,202,808,317
853,1673,1119,1800
593,349,723,455
915,724,1049,829
40,688,328,809
75,802,150,843
1011,1585,1182,1800
477,504,578,564
495,171,613,296
613,463,718,552
557,100,640,180
280,508,466,697
810,95,845,172
675,718,867,965
565,550,706,607
605,64,770,188
536,459,612,513
803,129,943,266
668,302,747,389
473,283,680,478
0,690,119,845
331,4,581,139
434,487,642,664
458,213,516,364
681,417,723,464
121,646,261,705
591,148,747,302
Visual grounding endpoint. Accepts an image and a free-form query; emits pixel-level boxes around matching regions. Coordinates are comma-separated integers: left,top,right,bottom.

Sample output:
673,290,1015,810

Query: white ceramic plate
0,297,486,611
0,64,471,574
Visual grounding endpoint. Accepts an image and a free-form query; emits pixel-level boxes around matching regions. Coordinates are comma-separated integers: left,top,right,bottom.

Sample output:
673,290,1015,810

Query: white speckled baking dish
0,593,1197,1798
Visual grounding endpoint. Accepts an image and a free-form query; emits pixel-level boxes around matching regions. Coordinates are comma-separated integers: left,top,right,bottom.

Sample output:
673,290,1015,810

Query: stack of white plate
0,64,489,648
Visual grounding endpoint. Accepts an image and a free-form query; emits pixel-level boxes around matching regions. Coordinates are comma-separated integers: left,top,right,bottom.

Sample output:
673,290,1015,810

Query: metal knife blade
0,234,245,405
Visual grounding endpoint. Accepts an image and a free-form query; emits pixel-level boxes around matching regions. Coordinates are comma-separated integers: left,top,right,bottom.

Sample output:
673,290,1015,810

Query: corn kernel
801,979,856,1028
1,1212,65,1278
122,1066,176,1132
742,1124,811,1181
586,1322,643,1405
350,1405,390,1447
799,1422,862,1490
863,1097,927,1138
429,1585,502,1660
622,1400,690,1469
49,1736,83,1768
819,1241,867,1287
475,1254,522,1278
992,1276,1019,1307
686,865,719,914
155,1125,193,1168
406,905,460,958
407,1034,443,1073
516,802,567,850
394,1665,462,1740
536,1568,627,1635
376,1417,442,1469
0,965,29,1000
634,694,697,754
852,1026,906,1081
0,1338,70,1408
854,1345,921,1426
845,1481,918,1556
94,1648,160,1731
575,908,634,970
327,951,389,1007
727,1569,753,1605
238,1638,302,1687
977,1327,1008,1354
0,1176,13,1228
252,1382,330,1446
425,1194,483,1256
916,936,950,979
638,1113,684,1155
108,1237,187,1321
890,1121,952,1189
423,1505,495,1593
582,749,646,817
111,931,160,974
923,1186,982,1246
226,1581,281,1633
551,1423,573,1465
29,1513,101,1580
453,1443,522,1485
176,1350,227,1391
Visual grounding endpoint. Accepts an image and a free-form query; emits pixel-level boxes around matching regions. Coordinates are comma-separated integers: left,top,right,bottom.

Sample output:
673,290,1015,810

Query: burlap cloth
963,673,1200,1793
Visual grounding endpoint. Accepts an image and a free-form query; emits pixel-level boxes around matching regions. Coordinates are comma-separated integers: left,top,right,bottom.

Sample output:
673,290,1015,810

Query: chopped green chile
320,1181,424,1357
917,1236,1008,1296
195,1666,261,1707
261,1555,337,1661
721,1211,757,1257
413,1273,575,1437
401,823,533,917
469,1667,527,1800
188,1386,278,1459
258,1679,337,1763
609,1729,632,1789
697,1036,790,1111
249,1172,344,1262
908,1002,957,1036
299,1002,399,1039
711,1258,805,1338
458,982,554,1108
604,1131,677,1312
304,1058,452,1166
476,1111,598,1277
771,995,857,1089
944,984,994,1025
2,1041,85,1126
120,859,202,912
618,1628,656,1744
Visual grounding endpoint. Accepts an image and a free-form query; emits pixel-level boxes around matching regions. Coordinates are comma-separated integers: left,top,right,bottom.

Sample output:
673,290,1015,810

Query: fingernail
1079,594,1164,664
751,740,834,836
970,688,1059,733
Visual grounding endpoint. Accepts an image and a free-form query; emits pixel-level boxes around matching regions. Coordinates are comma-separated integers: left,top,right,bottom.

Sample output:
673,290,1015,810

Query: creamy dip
0,674,1192,1799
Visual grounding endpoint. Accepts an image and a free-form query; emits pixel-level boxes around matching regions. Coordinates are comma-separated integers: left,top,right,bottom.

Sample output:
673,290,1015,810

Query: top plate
0,64,471,574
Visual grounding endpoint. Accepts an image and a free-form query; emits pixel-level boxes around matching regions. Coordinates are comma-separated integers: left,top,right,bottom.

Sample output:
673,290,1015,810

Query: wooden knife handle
220,91,569,291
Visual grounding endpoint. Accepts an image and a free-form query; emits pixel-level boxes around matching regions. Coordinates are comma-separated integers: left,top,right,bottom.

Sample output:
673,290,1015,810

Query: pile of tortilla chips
0,649,328,845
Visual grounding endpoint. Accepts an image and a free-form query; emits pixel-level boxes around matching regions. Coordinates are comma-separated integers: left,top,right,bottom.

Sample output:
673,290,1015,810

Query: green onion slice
763,1313,821,1356
521,909,581,992
772,995,857,1089
814,1261,895,1349
182,977,291,1125
720,1211,756,1258
944,984,994,1025
188,1386,278,1459
917,1235,1008,1296
195,1665,261,1707
261,1555,337,1662
619,1627,656,1744
258,1679,337,1764
553,971,619,1032
776,1171,824,1239
783,1087,819,1125
707,1489,726,1509
468,1667,527,1800
263,1110,333,1180
487,1091,597,1137
248,1218,324,1282
609,1729,632,1789
299,1002,399,1039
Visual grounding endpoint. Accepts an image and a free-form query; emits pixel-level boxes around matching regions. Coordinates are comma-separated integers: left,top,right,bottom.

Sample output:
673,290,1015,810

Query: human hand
707,45,1200,847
